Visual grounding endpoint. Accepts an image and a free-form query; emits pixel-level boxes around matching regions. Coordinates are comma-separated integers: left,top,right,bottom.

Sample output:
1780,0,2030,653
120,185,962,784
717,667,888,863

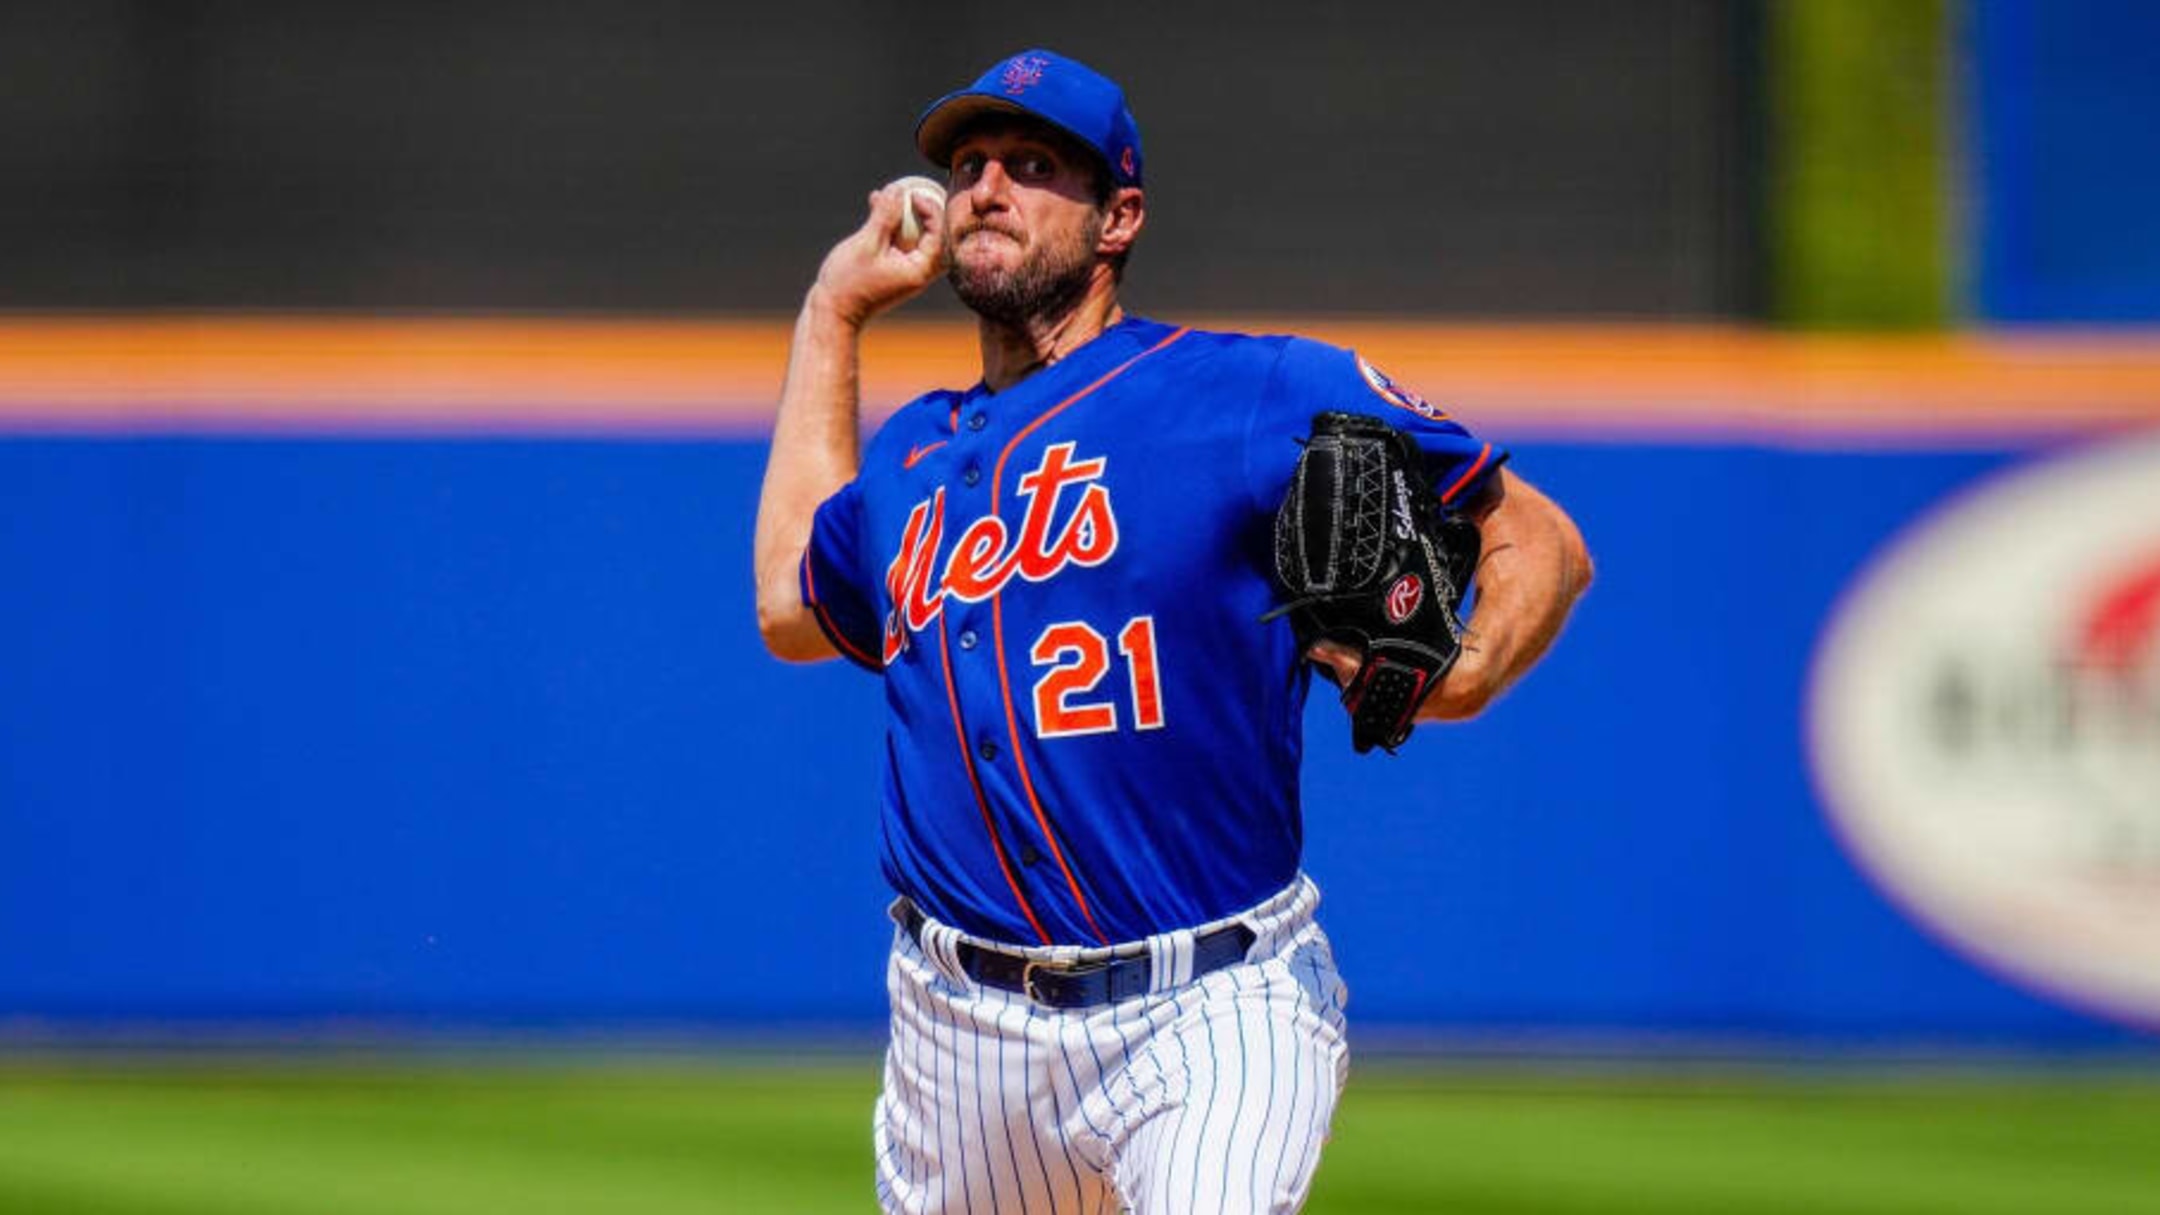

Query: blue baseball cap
915,49,1144,187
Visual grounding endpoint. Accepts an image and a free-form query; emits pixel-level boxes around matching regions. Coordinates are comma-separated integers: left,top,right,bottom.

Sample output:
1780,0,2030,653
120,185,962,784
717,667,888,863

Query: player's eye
1014,151,1054,181
950,155,984,188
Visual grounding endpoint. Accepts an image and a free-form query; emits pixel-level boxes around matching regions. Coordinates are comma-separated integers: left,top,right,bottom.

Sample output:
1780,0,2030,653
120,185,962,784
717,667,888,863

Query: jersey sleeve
799,479,885,673
1244,337,1508,514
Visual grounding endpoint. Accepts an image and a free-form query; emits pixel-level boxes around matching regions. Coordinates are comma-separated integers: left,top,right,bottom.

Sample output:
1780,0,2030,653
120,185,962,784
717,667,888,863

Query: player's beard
948,211,1104,329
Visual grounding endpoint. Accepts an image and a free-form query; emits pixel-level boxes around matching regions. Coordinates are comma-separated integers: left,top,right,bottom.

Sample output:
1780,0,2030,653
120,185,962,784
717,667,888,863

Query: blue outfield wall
0,434,2145,1046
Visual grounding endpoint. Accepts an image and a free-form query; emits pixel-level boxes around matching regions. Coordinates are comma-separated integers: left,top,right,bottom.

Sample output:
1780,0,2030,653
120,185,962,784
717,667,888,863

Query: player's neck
977,278,1124,394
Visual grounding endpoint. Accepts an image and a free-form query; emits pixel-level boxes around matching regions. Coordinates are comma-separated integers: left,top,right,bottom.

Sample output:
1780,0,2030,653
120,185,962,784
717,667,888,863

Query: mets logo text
882,442,1120,661
1001,55,1048,95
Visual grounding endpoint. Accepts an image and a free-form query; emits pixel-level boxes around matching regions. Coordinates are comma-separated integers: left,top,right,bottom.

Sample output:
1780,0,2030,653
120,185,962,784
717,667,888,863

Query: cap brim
914,93,1037,170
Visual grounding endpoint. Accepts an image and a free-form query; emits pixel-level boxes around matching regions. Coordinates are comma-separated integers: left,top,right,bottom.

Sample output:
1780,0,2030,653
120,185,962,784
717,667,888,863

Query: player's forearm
753,290,868,660
1423,472,1591,720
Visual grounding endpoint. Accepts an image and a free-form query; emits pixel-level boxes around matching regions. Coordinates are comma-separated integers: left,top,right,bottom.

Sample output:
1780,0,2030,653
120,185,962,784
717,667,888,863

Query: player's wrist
803,282,875,332
1426,647,1499,721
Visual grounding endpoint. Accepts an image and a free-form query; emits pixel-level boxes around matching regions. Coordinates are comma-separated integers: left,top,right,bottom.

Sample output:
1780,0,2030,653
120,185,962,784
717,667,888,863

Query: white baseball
889,175,946,250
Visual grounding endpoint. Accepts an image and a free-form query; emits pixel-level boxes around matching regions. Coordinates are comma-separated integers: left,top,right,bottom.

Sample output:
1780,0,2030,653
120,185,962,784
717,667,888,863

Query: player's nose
967,158,1014,207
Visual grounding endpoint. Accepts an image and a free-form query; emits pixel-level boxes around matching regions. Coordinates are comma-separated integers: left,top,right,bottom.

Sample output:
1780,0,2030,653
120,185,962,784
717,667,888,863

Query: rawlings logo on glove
1262,412,1481,754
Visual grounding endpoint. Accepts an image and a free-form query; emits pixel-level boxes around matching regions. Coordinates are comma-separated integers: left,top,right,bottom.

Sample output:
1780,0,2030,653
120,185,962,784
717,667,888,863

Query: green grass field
3,1057,2156,1213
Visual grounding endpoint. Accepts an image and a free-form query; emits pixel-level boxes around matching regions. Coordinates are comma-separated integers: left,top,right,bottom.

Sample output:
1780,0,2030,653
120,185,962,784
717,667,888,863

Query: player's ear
1097,187,1145,258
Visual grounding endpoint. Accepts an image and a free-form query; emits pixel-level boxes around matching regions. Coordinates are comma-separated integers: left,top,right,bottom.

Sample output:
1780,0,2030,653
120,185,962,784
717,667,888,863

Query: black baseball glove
1263,412,1482,754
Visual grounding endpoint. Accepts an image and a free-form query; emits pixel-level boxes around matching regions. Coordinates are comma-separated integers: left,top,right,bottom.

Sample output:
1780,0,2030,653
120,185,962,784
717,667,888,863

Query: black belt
897,901,1256,1009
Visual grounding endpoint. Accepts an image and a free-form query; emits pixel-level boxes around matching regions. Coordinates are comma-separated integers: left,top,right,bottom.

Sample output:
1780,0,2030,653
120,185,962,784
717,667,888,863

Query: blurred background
4,1,2159,1211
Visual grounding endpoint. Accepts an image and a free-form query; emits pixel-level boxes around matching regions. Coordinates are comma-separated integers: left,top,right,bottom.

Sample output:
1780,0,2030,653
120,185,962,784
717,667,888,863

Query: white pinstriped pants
875,876,1350,1215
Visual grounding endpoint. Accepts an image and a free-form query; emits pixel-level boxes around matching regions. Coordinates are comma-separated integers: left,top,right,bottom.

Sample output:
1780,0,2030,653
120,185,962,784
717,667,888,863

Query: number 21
1029,616,1166,738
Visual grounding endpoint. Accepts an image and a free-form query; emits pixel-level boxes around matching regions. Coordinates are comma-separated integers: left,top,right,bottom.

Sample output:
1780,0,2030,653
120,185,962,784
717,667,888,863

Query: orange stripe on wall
1,316,2157,439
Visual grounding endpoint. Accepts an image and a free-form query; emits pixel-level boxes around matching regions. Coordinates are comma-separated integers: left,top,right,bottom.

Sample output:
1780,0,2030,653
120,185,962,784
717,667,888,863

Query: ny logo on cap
1000,55,1048,95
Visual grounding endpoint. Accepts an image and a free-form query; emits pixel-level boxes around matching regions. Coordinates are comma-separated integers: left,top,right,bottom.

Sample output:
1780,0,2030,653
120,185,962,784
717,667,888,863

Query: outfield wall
3,321,2158,1046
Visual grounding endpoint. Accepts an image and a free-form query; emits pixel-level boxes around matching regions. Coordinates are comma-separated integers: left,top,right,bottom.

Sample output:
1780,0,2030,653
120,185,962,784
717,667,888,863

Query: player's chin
947,256,1022,301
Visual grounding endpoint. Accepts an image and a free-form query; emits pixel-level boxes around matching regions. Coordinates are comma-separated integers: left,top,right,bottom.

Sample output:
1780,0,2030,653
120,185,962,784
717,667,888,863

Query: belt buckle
1020,958,1059,1006
1020,956,1112,1007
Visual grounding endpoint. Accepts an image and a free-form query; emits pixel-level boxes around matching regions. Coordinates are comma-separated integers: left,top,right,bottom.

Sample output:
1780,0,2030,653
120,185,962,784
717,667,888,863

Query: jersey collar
970,316,1167,406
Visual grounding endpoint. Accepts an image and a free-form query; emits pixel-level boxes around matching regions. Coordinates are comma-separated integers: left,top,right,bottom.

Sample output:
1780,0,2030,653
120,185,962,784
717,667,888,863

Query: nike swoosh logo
904,441,947,469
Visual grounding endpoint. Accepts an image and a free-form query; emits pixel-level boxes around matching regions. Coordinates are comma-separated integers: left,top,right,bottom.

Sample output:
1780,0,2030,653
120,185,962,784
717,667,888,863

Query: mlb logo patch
1356,355,1444,421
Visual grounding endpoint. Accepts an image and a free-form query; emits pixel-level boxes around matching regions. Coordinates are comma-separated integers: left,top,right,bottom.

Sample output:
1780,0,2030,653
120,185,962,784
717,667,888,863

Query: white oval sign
1809,432,2160,1029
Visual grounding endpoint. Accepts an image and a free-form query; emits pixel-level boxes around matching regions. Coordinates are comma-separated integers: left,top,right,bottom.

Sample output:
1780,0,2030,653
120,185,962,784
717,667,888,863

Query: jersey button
1019,845,1042,866
958,629,978,650
962,466,982,487
968,413,987,432
978,738,999,762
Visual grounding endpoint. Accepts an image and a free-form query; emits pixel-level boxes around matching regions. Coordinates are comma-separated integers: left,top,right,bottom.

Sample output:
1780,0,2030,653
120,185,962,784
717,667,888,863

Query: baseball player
754,49,1591,1214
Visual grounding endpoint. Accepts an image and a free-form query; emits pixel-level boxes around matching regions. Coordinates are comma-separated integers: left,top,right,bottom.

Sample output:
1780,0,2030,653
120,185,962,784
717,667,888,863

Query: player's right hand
810,183,947,327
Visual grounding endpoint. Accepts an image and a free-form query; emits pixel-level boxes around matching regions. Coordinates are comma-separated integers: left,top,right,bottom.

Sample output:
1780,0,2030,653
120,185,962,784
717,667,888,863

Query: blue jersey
800,317,1504,946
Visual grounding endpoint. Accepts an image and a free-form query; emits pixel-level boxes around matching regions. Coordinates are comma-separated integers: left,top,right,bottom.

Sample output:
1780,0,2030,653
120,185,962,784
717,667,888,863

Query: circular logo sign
1385,573,1424,624
1809,433,2160,1028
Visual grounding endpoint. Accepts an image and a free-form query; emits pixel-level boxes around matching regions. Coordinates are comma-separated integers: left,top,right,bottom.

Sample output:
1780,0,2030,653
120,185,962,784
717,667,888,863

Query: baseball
889,175,946,249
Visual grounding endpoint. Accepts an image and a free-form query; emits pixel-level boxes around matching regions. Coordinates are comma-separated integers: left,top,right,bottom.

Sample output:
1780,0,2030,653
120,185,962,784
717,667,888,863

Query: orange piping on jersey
985,326,1192,947
1440,442,1493,505
940,611,1052,945
802,550,881,670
